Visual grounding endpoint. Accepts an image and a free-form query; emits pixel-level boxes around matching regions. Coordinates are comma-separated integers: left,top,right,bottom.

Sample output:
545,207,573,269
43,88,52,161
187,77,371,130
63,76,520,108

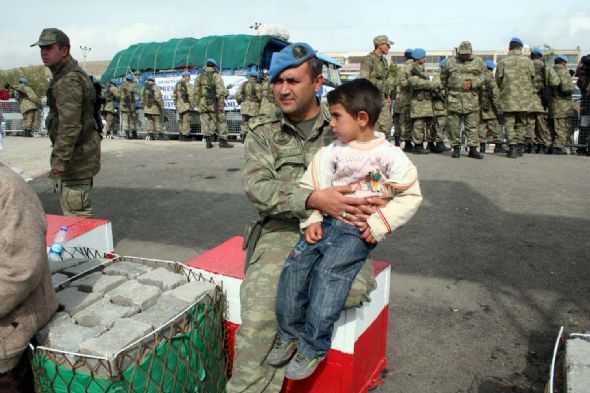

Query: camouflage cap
373,35,394,47
457,41,473,55
30,28,70,47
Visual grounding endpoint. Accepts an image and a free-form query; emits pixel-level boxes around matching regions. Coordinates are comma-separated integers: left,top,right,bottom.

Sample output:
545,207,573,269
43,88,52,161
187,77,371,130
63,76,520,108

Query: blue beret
269,42,317,83
206,58,217,67
248,70,258,78
439,58,447,67
19,76,28,84
126,73,134,80
531,48,544,57
412,48,426,60
555,54,568,63
485,60,496,70
404,48,413,54
510,37,524,46
110,79,118,86
147,75,155,81
181,70,190,77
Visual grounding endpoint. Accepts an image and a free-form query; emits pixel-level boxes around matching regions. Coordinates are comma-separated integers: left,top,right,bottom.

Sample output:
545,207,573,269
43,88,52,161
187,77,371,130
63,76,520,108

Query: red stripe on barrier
45,214,110,246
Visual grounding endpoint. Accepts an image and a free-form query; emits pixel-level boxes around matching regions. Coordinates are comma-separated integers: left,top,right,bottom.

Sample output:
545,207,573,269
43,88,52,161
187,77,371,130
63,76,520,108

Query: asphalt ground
3,136,590,393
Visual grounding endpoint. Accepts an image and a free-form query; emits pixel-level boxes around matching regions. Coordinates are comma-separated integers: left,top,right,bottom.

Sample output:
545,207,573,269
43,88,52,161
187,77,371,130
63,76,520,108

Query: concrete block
106,280,161,311
103,261,153,278
70,272,126,294
164,280,217,304
565,337,590,393
132,295,190,330
46,318,106,353
136,267,186,291
73,298,136,329
52,273,70,287
56,287,103,314
78,318,152,359
37,311,71,344
62,258,109,277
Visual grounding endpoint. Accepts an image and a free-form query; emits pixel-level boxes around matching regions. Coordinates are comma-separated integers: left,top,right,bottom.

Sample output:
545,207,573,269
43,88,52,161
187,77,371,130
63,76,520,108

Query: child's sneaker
266,336,297,367
285,352,325,380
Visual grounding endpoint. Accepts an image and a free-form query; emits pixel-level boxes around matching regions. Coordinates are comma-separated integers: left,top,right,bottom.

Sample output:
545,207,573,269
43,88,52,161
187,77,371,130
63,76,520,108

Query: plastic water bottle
48,226,68,262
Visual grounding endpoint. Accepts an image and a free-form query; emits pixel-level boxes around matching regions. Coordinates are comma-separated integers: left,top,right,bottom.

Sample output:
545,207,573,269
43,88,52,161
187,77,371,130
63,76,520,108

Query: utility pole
80,45,91,68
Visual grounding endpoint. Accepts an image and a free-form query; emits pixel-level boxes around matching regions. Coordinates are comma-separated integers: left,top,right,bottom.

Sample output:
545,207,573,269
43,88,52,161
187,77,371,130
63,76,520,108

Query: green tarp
102,34,287,82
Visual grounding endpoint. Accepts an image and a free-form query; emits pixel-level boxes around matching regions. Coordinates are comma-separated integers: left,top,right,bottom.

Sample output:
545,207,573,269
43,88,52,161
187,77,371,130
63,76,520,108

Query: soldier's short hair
306,56,323,81
327,78,382,128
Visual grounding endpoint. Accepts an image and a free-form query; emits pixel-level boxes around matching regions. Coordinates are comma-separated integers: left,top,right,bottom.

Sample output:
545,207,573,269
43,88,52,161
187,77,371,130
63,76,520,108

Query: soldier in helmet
479,60,506,154
548,55,576,155
13,76,40,137
495,37,535,158
441,41,487,159
174,71,194,141
141,75,166,140
103,79,120,138
194,58,233,148
120,73,141,139
360,35,394,136
235,70,261,142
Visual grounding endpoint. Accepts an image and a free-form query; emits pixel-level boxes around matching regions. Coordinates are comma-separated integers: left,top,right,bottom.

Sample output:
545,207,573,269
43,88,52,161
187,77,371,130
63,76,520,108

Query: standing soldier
495,37,535,158
13,77,40,137
103,79,120,139
359,35,394,135
31,28,100,218
174,71,194,141
407,48,434,154
141,75,166,140
528,48,559,154
441,41,486,159
396,48,415,152
194,59,233,149
548,55,576,155
431,58,450,153
258,69,279,121
479,61,507,154
120,73,141,139
236,70,261,142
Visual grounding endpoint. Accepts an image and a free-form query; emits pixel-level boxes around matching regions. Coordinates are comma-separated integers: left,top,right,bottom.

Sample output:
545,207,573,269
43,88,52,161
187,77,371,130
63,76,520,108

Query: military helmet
19,76,28,84
457,41,472,55
373,35,394,47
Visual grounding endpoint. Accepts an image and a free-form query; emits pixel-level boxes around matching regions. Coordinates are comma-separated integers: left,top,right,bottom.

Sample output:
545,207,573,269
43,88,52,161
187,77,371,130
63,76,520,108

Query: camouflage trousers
411,117,434,145
145,114,164,134
240,114,254,136
104,112,116,135
400,107,413,141
478,118,504,143
393,112,401,138
226,223,376,393
200,111,228,140
178,111,192,136
527,112,551,146
503,112,527,145
550,117,572,149
375,101,392,136
433,115,447,143
59,178,93,218
447,111,480,147
121,111,138,132
22,109,37,131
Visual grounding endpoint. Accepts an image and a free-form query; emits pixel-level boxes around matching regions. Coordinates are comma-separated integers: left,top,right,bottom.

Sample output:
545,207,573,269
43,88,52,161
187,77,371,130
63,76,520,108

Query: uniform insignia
272,130,292,145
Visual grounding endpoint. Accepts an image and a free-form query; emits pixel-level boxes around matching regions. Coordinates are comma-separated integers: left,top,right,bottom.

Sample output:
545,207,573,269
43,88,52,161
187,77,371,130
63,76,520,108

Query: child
266,78,423,380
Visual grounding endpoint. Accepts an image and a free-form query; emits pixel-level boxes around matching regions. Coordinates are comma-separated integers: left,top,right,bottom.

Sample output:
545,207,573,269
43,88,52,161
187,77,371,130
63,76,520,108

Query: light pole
80,45,91,67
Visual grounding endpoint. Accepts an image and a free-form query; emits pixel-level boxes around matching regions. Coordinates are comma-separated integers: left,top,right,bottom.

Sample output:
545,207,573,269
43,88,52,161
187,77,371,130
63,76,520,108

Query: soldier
120,73,141,139
407,48,435,154
31,28,101,218
174,71,194,141
396,48,415,152
495,37,535,158
194,58,233,148
359,35,394,135
431,59,450,153
226,42,379,393
441,41,486,159
548,55,576,155
13,76,40,137
235,70,261,142
102,79,120,138
479,60,507,154
258,69,279,121
141,75,166,140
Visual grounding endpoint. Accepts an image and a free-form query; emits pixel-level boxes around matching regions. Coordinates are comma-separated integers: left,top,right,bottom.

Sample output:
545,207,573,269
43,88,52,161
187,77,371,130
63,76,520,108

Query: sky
2,0,589,70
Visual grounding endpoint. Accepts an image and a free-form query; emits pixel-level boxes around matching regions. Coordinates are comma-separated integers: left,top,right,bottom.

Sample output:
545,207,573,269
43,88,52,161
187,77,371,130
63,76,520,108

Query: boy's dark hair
327,78,382,128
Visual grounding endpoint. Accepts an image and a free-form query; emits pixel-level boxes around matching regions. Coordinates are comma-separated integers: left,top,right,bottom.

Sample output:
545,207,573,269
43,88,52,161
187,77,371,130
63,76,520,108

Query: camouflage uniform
194,67,230,141
479,70,504,147
396,59,415,148
408,62,435,147
526,58,558,150
258,77,279,121
235,76,261,138
174,78,194,137
14,82,39,135
495,49,535,147
141,80,165,137
226,103,377,393
45,55,101,218
431,71,448,146
549,63,575,150
359,52,392,134
120,79,141,138
102,83,120,137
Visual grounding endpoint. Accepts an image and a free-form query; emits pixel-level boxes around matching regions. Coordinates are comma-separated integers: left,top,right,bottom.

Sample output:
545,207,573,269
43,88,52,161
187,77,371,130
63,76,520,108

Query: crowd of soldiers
2,77,42,137
361,35,586,158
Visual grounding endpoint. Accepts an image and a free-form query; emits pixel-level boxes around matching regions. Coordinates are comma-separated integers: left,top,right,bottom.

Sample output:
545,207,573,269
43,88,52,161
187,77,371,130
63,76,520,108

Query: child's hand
305,222,323,244
356,222,377,244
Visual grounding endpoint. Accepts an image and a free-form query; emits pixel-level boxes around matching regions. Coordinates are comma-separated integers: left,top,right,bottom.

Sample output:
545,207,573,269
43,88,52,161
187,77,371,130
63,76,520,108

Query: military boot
537,145,547,154
179,134,185,142
23,129,33,137
403,140,413,152
430,142,446,153
394,136,401,147
147,133,156,140
427,141,436,153
159,133,169,140
507,145,518,158
124,130,131,139
515,143,524,156
131,131,138,140
468,146,484,159
413,142,429,154
552,147,567,155
205,136,213,149
480,142,486,153
493,144,507,154
451,146,461,158
219,138,234,148
526,143,535,154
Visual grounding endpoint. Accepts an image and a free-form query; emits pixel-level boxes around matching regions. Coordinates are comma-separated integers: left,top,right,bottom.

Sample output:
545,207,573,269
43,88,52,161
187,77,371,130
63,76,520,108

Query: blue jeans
275,216,374,358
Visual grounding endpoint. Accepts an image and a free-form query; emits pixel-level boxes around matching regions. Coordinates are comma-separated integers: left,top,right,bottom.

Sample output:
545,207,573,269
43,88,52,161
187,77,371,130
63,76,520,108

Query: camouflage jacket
431,72,447,116
46,55,100,181
258,79,278,117
236,78,261,116
495,49,535,112
360,51,391,98
243,102,335,224
120,80,140,113
480,70,502,120
393,59,414,112
530,58,560,113
194,68,227,113
408,63,434,118
441,55,487,114
549,64,575,119
174,79,194,114
103,84,120,113
141,81,164,115
14,83,39,113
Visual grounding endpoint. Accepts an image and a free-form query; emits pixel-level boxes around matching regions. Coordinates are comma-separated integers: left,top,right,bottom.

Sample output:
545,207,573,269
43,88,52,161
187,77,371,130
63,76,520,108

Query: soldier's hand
352,197,389,223
463,80,473,90
306,185,366,221
304,222,323,244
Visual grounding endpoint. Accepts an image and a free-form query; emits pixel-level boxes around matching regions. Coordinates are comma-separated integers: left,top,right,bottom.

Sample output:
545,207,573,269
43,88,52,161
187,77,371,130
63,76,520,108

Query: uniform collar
280,100,331,141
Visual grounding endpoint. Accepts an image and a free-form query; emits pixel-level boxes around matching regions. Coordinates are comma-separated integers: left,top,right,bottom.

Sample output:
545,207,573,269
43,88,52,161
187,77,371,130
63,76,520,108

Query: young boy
267,78,423,380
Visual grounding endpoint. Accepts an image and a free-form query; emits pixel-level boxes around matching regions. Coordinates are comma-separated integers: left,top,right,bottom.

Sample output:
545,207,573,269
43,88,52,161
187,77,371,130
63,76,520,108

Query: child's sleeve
367,149,422,242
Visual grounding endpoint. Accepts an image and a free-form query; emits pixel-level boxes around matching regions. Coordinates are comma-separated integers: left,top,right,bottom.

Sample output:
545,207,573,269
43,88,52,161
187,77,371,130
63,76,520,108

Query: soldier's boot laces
468,146,484,159
219,139,234,148
205,136,213,149
451,146,461,158
507,145,518,159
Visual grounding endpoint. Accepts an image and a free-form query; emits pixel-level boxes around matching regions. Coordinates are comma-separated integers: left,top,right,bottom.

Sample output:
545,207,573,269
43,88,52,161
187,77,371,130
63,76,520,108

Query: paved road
12,137,590,392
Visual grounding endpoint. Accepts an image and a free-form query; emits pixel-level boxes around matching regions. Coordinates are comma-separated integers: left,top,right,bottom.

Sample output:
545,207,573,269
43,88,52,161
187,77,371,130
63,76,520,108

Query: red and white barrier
46,214,114,253
185,236,390,393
